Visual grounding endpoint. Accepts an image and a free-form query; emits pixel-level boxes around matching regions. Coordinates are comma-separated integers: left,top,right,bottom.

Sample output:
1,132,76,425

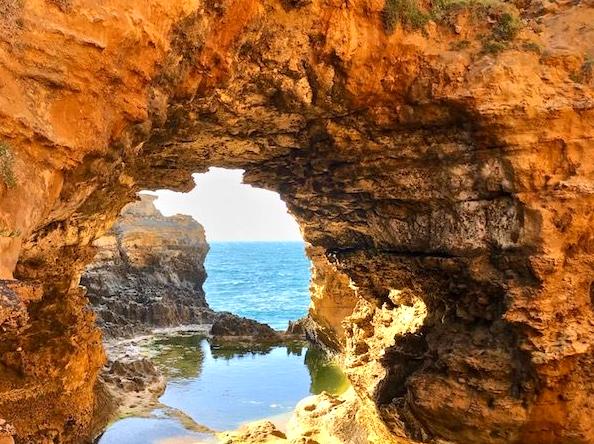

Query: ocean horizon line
207,239,305,243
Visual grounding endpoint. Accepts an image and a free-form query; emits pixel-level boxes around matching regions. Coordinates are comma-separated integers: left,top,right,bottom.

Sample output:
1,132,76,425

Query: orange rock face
0,0,593,442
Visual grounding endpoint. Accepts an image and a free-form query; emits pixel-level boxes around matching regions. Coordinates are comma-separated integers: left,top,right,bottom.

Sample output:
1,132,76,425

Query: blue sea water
203,241,311,330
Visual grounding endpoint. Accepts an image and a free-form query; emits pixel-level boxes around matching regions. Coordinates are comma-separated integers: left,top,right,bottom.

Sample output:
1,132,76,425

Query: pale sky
146,168,303,242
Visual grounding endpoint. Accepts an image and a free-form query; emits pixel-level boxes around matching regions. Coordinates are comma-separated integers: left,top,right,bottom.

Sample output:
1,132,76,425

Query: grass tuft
450,39,471,50
0,227,21,238
570,56,594,84
481,39,507,54
381,0,523,59
493,12,521,41
383,0,430,33
522,41,542,55
480,9,522,56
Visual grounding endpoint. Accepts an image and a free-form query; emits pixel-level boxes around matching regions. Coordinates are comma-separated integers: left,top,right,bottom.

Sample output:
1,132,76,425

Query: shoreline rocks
81,194,213,339
95,327,308,442
97,356,167,419
218,388,388,444
82,194,306,343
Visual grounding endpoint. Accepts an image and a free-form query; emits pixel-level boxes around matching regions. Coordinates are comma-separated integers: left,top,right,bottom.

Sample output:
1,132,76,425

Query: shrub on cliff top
480,8,522,55
0,142,16,188
382,0,522,45
383,0,430,33
493,12,521,41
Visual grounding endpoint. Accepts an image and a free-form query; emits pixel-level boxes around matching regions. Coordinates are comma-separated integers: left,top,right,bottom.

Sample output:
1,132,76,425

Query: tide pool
97,334,349,444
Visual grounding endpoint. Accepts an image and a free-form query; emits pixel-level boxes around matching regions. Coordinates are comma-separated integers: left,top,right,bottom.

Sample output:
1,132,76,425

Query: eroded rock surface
98,356,166,419
220,389,395,444
218,420,288,444
0,0,593,443
210,312,281,339
81,194,213,338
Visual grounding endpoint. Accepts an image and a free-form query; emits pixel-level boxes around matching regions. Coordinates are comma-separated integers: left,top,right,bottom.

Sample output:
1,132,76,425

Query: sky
147,168,303,242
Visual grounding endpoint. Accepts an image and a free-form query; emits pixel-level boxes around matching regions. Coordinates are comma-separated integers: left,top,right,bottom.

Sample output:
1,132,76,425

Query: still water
98,334,348,444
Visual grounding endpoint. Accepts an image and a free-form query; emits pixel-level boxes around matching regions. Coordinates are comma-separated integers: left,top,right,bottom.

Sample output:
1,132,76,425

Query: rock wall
304,247,359,352
81,194,213,338
0,0,593,443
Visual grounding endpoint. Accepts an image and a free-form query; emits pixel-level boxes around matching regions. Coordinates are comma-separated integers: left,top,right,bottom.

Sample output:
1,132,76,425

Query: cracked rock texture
81,194,213,338
0,0,593,443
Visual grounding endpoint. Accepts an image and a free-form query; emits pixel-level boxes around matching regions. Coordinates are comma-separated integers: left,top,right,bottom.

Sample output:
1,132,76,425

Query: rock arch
0,1,592,443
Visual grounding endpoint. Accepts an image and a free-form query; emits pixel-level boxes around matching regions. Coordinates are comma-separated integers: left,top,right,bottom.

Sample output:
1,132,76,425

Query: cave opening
148,167,310,329
87,167,349,444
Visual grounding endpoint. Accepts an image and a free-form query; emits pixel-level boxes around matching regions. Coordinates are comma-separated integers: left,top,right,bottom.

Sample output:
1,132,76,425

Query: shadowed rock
81,194,215,338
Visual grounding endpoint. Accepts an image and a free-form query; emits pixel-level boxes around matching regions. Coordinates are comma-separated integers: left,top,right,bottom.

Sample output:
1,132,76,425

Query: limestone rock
221,389,395,444
0,418,15,444
97,355,167,419
218,421,287,444
81,194,214,338
210,312,280,339
286,318,307,335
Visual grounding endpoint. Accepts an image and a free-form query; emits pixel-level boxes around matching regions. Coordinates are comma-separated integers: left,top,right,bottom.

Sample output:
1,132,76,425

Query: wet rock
98,356,166,419
210,312,280,339
286,317,307,335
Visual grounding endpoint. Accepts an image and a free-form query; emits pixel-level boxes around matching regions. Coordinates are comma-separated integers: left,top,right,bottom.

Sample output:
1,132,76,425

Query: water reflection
208,339,305,360
148,335,205,379
99,334,348,444
305,347,350,396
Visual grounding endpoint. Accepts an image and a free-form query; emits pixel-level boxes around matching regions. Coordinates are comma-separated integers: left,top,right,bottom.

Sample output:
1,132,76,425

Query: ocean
203,241,311,330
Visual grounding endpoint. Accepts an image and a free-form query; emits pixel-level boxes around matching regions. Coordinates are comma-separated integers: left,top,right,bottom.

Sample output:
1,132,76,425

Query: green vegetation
431,0,475,23
570,55,594,84
450,39,471,50
493,12,521,40
382,0,430,33
481,39,507,54
480,10,522,55
522,41,543,55
582,56,594,81
0,142,16,188
382,0,523,58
